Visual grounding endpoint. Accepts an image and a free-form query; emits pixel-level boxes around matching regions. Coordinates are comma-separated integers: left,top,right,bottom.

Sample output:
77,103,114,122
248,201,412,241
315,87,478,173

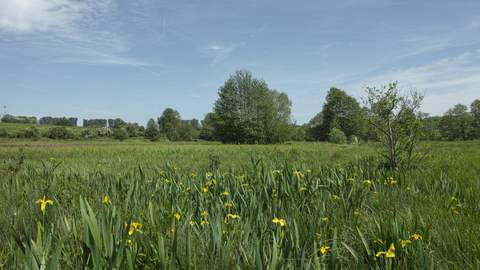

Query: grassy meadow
1,136,480,269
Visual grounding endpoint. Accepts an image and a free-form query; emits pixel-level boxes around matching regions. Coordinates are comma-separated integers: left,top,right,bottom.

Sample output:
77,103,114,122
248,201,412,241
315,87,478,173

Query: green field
1,137,480,269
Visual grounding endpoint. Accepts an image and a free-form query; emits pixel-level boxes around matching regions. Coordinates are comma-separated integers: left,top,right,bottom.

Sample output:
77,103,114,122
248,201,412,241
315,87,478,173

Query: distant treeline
38,116,78,126
83,118,128,128
0,114,37,124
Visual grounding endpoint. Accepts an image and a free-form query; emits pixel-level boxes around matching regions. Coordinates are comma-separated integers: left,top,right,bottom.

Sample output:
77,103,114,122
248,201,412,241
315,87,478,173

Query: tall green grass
1,140,479,269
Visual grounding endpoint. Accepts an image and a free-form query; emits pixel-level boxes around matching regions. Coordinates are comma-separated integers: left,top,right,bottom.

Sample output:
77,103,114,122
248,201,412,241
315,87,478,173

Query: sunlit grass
0,139,479,269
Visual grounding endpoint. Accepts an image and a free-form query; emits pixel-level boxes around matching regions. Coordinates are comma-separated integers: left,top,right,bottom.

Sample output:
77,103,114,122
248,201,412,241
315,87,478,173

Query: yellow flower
36,196,53,212
347,178,354,181
400,239,411,248
165,179,169,184
354,211,361,215
97,164,101,167
300,187,307,191
272,218,285,226
376,243,395,258
306,170,311,173
412,234,423,240
407,187,410,190
201,221,210,225
322,217,328,222
452,197,457,201
189,221,195,226
374,239,384,244
220,191,229,196
202,188,208,192
364,180,371,184
241,183,249,187
332,195,339,200
225,203,233,207
201,211,208,216
320,246,330,254
50,158,54,160
174,213,180,220
103,196,112,204
206,172,212,177
190,173,196,177
391,181,397,184
186,187,191,191
227,214,239,219
129,222,143,235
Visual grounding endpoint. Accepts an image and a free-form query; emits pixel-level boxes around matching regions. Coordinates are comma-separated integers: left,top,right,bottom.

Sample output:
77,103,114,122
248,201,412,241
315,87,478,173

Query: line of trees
0,114,38,124
38,116,78,126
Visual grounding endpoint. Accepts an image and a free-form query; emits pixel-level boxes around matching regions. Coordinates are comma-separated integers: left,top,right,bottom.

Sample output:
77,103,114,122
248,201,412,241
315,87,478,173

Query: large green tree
315,87,366,141
470,100,480,139
440,103,473,141
199,113,217,141
213,69,294,144
157,108,183,141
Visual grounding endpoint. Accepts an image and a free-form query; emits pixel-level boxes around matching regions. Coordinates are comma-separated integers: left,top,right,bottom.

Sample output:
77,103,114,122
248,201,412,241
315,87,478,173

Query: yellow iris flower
320,246,330,254
36,196,53,212
376,243,395,258
272,218,285,226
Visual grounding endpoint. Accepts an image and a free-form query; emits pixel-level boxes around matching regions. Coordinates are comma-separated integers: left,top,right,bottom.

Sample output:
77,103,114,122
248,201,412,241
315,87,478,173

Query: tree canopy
213,69,294,144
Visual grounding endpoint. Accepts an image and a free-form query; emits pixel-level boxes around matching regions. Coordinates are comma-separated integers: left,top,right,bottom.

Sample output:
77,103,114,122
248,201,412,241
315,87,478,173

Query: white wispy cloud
342,50,480,116
204,43,236,66
0,0,114,33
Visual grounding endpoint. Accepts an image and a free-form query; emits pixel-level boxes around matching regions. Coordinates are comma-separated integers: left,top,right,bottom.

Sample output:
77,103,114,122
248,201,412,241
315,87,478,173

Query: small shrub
81,128,95,138
0,128,7,138
124,124,137,137
47,126,75,139
328,128,347,144
96,127,113,137
24,125,41,140
113,128,128,141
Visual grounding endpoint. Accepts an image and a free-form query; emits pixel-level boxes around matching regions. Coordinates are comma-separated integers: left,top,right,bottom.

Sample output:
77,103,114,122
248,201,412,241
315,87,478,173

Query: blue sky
1,0,479,126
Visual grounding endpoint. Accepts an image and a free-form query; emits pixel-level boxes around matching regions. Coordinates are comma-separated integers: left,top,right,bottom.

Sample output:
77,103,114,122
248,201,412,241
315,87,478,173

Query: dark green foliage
1,114,17,123
314,87,365,141
113,128,128,141
55,117,73,126
213,69,294,144
83,119,107,127
145,118,160,141
440,103,474,141
199,113,217,141
107,118,127,128
180,122,198,141
24,125,41,140
471,100,480,139
328,127,347,144
81,128,95,138
39,116,77,126
291,125,306,141
46,126,76,139
1,114,37,124
157,108,183,141
124,124,138,137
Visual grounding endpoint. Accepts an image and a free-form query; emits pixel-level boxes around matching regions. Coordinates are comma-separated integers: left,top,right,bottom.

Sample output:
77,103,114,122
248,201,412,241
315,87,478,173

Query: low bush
46,126,76,139
96,127,113,137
